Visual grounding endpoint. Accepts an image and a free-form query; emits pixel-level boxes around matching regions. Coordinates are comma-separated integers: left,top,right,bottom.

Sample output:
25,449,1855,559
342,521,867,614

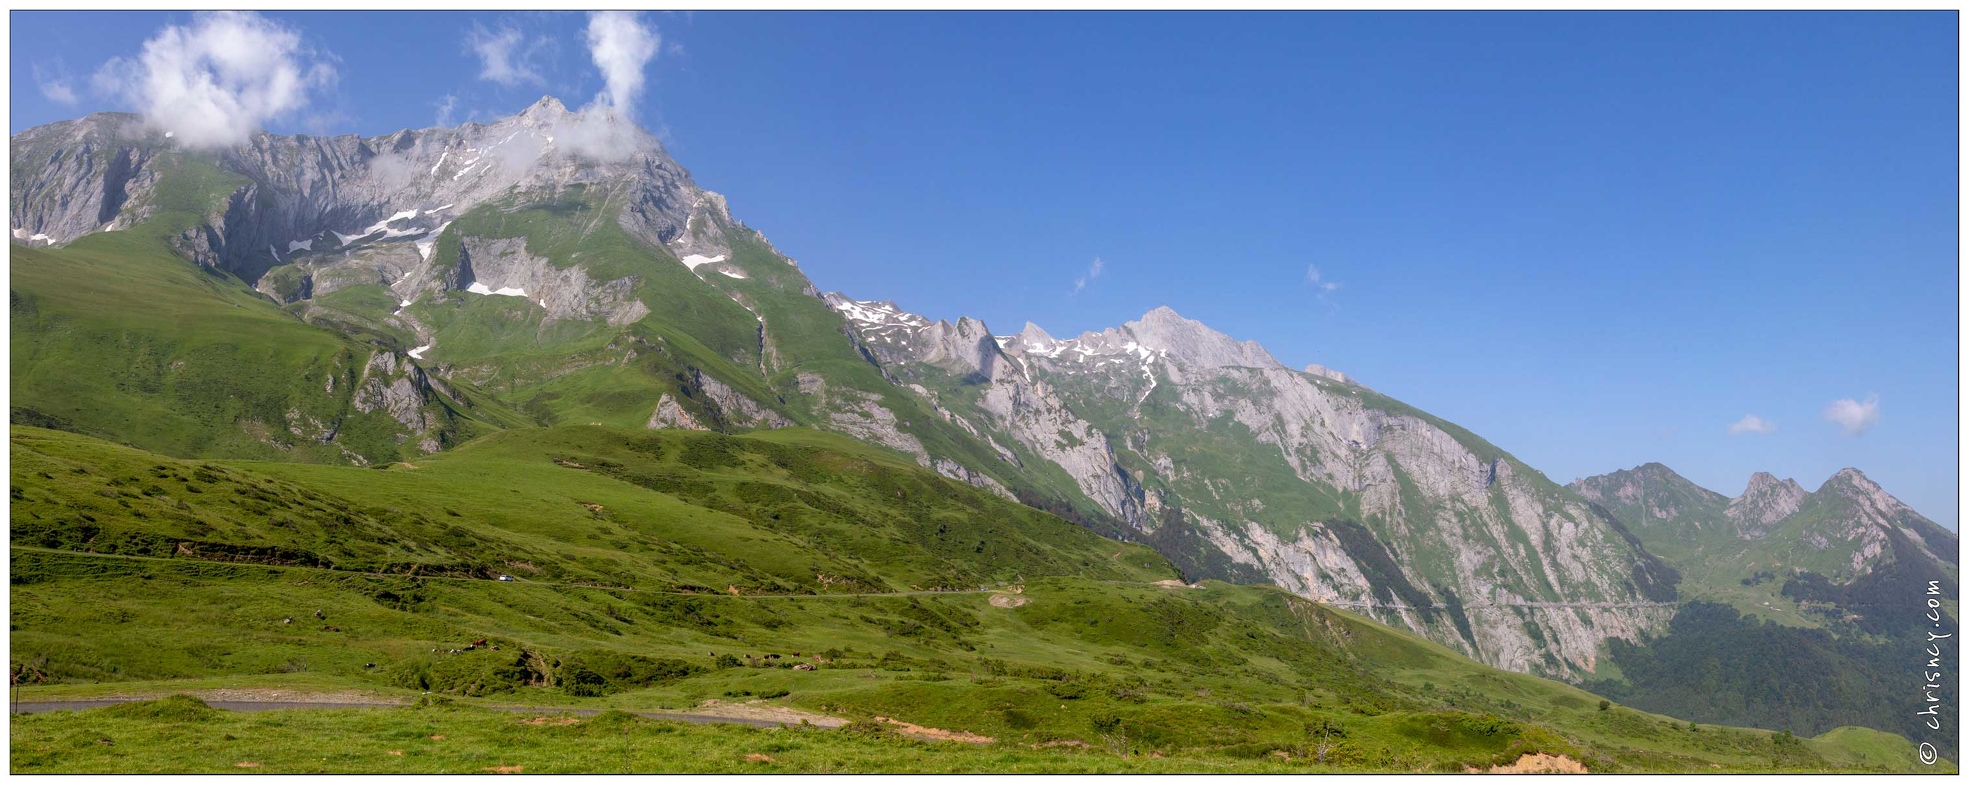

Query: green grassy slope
8,426,1941,772
10,156,496,465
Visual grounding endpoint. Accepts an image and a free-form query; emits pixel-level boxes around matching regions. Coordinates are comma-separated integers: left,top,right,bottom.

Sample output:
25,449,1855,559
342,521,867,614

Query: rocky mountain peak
1816,467,1910,517
1744,471,1783,491
521,95,572,119
997,322,1060,356
1121,306,1280,371
1725,471,1807,536
822,294,1012,380
1569,461,1728,527
1821,467,1880,493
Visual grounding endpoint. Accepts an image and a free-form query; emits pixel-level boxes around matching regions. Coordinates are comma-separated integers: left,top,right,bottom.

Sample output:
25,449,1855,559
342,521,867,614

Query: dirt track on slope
10,695,842,730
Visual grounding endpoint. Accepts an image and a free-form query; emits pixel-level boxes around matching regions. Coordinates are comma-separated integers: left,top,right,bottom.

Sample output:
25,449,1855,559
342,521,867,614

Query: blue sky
12,11,1959,525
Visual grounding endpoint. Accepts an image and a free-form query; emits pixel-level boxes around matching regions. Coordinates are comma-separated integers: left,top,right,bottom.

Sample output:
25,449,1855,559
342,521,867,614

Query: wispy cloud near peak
1305,264,1340,293
1072,256,1105,296
465,23,545,87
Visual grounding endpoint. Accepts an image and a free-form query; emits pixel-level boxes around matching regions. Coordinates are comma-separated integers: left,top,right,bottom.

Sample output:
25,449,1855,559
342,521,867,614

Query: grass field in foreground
8,426,1947,773
7,696,1942,775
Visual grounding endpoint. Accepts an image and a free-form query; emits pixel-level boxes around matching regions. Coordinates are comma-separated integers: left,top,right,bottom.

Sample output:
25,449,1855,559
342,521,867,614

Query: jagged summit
10,98,718,284
1742,471,1791,492
522,94,571,117
1122,305,1280,371
1724,471,1807,535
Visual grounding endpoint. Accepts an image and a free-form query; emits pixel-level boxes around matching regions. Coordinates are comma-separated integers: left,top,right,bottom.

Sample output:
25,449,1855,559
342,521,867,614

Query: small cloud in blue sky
1823,394,1881,436
1727,414,1775,435
465,22,546,87
35,62,77,105
1071,256,1105,296
1305,264,1340,293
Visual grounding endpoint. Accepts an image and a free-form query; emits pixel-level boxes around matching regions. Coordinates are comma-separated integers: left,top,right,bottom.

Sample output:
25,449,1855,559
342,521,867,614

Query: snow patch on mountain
467,282,530,297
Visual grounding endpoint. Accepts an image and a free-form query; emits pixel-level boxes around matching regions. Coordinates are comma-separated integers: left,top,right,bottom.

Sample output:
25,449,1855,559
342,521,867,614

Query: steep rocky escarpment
829,295,1678,677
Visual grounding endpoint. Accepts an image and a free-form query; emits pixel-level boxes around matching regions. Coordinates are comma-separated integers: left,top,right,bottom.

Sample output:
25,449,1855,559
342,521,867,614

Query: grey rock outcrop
1725,472,1808,538
351,350,449,454
827,294,1150,528
451,237,648,325
647,394,709,431
9,112,163,244
1303,364,1351,384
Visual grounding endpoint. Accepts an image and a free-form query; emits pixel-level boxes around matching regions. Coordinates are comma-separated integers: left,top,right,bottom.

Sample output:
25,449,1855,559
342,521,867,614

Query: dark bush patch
559,651,701,697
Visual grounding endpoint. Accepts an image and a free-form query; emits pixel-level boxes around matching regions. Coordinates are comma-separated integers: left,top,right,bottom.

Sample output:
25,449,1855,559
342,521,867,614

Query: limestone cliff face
1093,356,1674,677
824,294,1147,526
452,237,648,326
8,113,163,245
829,297,1676,677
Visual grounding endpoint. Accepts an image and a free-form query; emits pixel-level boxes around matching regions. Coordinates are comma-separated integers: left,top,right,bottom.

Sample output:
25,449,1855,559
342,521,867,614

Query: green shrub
103,695,218,722
559,651,701,697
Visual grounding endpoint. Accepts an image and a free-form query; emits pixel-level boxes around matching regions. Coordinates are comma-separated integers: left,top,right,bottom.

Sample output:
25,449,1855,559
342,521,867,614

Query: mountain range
8,98,1957,760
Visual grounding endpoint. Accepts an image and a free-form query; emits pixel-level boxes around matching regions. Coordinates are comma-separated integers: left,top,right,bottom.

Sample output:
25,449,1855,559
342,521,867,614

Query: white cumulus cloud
1727,414,1776,436
1305,264,1340,293
91,11,335,149
1822,394,1881,436
1072,256,1105,296
548,12,663,163
585,11,659,116
465,23,545,87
